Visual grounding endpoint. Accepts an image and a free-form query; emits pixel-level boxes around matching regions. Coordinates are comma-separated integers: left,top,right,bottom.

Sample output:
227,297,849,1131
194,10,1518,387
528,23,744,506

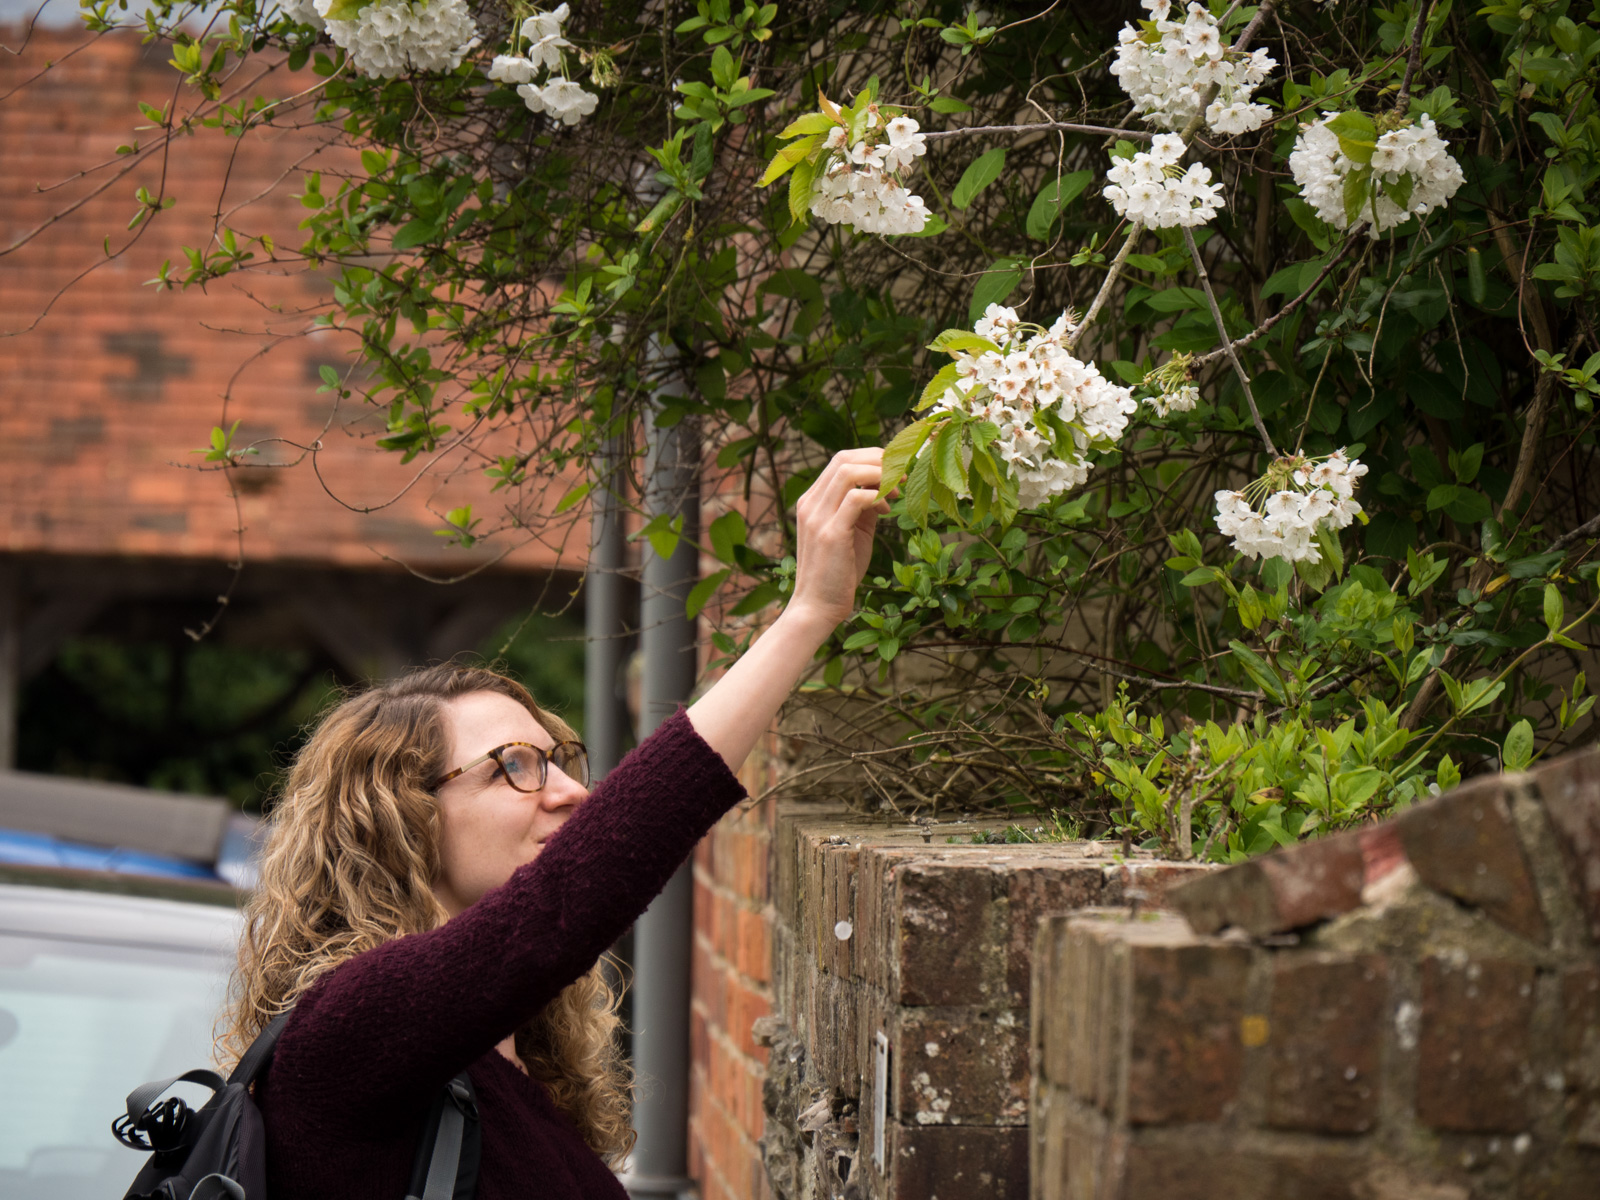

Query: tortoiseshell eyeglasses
434,741,590,793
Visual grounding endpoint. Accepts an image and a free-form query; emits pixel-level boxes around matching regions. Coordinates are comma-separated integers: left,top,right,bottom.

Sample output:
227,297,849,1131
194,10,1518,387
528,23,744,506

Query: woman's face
430,689,588,917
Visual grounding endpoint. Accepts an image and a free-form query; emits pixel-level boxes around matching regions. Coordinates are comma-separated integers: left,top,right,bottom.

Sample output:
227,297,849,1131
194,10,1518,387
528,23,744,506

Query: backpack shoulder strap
228,1009,295,1087
406,1072,480,1200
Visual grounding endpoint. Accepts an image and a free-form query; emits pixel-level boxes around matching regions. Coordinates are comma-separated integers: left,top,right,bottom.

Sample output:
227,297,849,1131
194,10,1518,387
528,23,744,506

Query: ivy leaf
951,148,1006,210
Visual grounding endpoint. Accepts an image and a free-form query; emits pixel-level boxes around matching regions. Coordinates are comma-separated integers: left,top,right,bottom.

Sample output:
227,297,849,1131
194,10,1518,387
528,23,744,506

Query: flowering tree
17,0,1600,857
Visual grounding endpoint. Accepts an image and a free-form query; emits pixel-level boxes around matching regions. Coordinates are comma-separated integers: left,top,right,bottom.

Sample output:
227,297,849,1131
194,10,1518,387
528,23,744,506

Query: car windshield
0,930,231,1200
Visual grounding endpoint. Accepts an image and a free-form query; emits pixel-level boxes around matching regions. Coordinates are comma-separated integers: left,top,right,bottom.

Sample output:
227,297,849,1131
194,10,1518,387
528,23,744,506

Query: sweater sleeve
268,708,747,1128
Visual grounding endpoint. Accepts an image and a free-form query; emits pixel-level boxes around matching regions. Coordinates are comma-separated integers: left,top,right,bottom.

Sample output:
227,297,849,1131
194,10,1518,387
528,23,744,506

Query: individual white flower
316,0,479,78
974,304,1020,341
1145,383,1198,417
280,0,324,31
520,3,569,42
540,76,599,124
488,54,536,84
516,81,546,113
526,30,571,70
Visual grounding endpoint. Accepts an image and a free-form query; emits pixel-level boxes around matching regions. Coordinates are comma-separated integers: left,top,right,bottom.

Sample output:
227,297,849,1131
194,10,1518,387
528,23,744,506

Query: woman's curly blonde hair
217,663,635,1163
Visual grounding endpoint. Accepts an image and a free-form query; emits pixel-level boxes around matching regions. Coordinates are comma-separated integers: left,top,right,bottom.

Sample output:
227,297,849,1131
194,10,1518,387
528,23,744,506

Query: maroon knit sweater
257,709,747,1199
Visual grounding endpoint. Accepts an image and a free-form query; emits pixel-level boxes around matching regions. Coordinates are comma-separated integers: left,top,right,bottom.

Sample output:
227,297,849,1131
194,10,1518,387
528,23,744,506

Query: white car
0,868,242,1200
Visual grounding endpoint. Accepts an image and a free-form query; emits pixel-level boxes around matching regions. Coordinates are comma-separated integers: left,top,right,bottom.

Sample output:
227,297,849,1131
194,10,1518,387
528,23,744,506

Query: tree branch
1184,225,1278,456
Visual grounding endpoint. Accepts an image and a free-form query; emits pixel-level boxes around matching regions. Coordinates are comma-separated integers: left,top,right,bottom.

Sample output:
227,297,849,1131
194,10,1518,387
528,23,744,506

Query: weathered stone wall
760,808,1209,1200
1031,747,1600,1200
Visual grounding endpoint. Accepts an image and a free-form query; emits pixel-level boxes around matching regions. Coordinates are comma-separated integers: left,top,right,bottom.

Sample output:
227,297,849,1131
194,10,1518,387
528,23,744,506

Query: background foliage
35,0,1600,855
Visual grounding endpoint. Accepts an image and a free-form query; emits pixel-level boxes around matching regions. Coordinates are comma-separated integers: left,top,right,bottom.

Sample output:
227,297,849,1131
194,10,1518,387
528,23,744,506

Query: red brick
1168,830,1366,937
888,1124,1028,1200
1118,1141,1364,1200
1124,937,1251,1123
1416,955,1536,1131
895,1008,1029,1126
1006,864,1103,1006
1561,965,1600,1147
893,861,1008,1006
1531,746,1600,941
1265,953,1388,1133
1395,775,1548,943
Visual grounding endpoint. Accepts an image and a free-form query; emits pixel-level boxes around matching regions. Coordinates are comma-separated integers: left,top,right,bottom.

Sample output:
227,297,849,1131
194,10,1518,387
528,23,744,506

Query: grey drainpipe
625,400,701,1200
585,435,630,781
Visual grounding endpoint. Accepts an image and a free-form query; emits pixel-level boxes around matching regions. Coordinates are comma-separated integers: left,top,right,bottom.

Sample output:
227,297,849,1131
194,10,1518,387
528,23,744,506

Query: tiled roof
0,27,570,572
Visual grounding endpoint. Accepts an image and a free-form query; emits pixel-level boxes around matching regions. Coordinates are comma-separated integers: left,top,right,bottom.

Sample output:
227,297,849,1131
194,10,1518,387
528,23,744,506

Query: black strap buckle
112,1096,193,1153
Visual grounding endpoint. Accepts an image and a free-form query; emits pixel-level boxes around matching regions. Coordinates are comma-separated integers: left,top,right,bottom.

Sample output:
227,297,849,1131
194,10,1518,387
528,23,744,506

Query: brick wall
0,26,564,571
719,807,1209,1200
1031,746,1600,1200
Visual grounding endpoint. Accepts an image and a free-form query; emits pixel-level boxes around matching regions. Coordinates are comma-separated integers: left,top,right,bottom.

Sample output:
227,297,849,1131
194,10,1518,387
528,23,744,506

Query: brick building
0,20,580,764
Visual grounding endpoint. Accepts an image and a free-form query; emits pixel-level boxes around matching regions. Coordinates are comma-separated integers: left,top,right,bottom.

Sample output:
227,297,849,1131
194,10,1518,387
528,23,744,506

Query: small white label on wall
873,1030,889,1172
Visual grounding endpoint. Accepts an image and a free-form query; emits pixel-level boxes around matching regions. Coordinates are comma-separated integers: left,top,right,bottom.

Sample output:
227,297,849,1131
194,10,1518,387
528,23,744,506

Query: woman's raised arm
686,448,885,772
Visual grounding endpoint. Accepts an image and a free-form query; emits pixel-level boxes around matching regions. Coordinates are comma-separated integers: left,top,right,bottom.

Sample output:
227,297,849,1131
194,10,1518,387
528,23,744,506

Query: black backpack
111,1010,481,1200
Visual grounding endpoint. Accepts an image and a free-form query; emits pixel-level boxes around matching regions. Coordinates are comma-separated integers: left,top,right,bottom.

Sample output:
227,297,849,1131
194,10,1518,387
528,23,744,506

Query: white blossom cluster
811,109,931,235
312,0,479,78
487,6,598,124
1103,132,1224,228
929,305,1139,510
1109,0,1276,136
1213,450,1368,563
1289,112,1465,235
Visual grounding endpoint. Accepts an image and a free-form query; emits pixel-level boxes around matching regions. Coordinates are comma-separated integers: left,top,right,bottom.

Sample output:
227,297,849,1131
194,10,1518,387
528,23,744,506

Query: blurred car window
0,881,240,1200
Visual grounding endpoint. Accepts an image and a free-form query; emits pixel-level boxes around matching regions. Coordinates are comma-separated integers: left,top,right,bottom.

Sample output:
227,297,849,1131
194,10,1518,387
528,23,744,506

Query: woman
217,448,885,1199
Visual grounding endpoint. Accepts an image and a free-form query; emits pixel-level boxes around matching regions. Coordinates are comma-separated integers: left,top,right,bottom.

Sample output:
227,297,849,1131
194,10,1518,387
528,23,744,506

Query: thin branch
923,121,1154,142
1184,225,1278,456
1190,228,1366,369
1393,0,1437,116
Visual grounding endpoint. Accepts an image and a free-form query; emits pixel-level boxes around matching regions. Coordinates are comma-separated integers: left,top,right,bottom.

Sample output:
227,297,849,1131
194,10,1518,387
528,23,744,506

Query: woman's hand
786,447,889,635
685,449,887,772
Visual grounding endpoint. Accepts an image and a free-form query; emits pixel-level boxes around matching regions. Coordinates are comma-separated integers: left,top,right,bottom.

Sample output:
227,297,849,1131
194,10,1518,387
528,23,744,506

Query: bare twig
1183,225,1278,456
1190,228,1367,369
923,121,1153,142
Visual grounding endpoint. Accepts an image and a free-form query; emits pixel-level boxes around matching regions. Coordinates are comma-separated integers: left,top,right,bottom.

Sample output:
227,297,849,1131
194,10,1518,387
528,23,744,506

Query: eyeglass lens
497,744,590,792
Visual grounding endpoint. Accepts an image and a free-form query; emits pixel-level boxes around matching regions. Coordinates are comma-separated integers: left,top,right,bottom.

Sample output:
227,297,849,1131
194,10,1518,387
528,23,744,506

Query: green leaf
932,422,965,492
1544,583,1563,635
1342,170,1370,225
1503,719,1535,773
729,581,784,616
788,156,817,225
967,257,1023,324
929,96,973,113
879,416,937,498
759,135,820,186
1228,641,1285,703
687,568,733,619
777,112,834,138
951,148,1006,210
553,482,591,514
1024,171,1093,240
927,329,1001,355
915,362,962,411
710,509,748,563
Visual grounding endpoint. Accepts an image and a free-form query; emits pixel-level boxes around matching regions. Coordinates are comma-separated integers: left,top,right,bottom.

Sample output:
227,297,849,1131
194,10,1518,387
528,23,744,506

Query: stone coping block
1166,745,1600,948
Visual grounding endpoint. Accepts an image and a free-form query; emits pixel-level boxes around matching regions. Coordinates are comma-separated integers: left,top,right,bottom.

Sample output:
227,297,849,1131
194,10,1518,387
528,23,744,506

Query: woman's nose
541,766,588,809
